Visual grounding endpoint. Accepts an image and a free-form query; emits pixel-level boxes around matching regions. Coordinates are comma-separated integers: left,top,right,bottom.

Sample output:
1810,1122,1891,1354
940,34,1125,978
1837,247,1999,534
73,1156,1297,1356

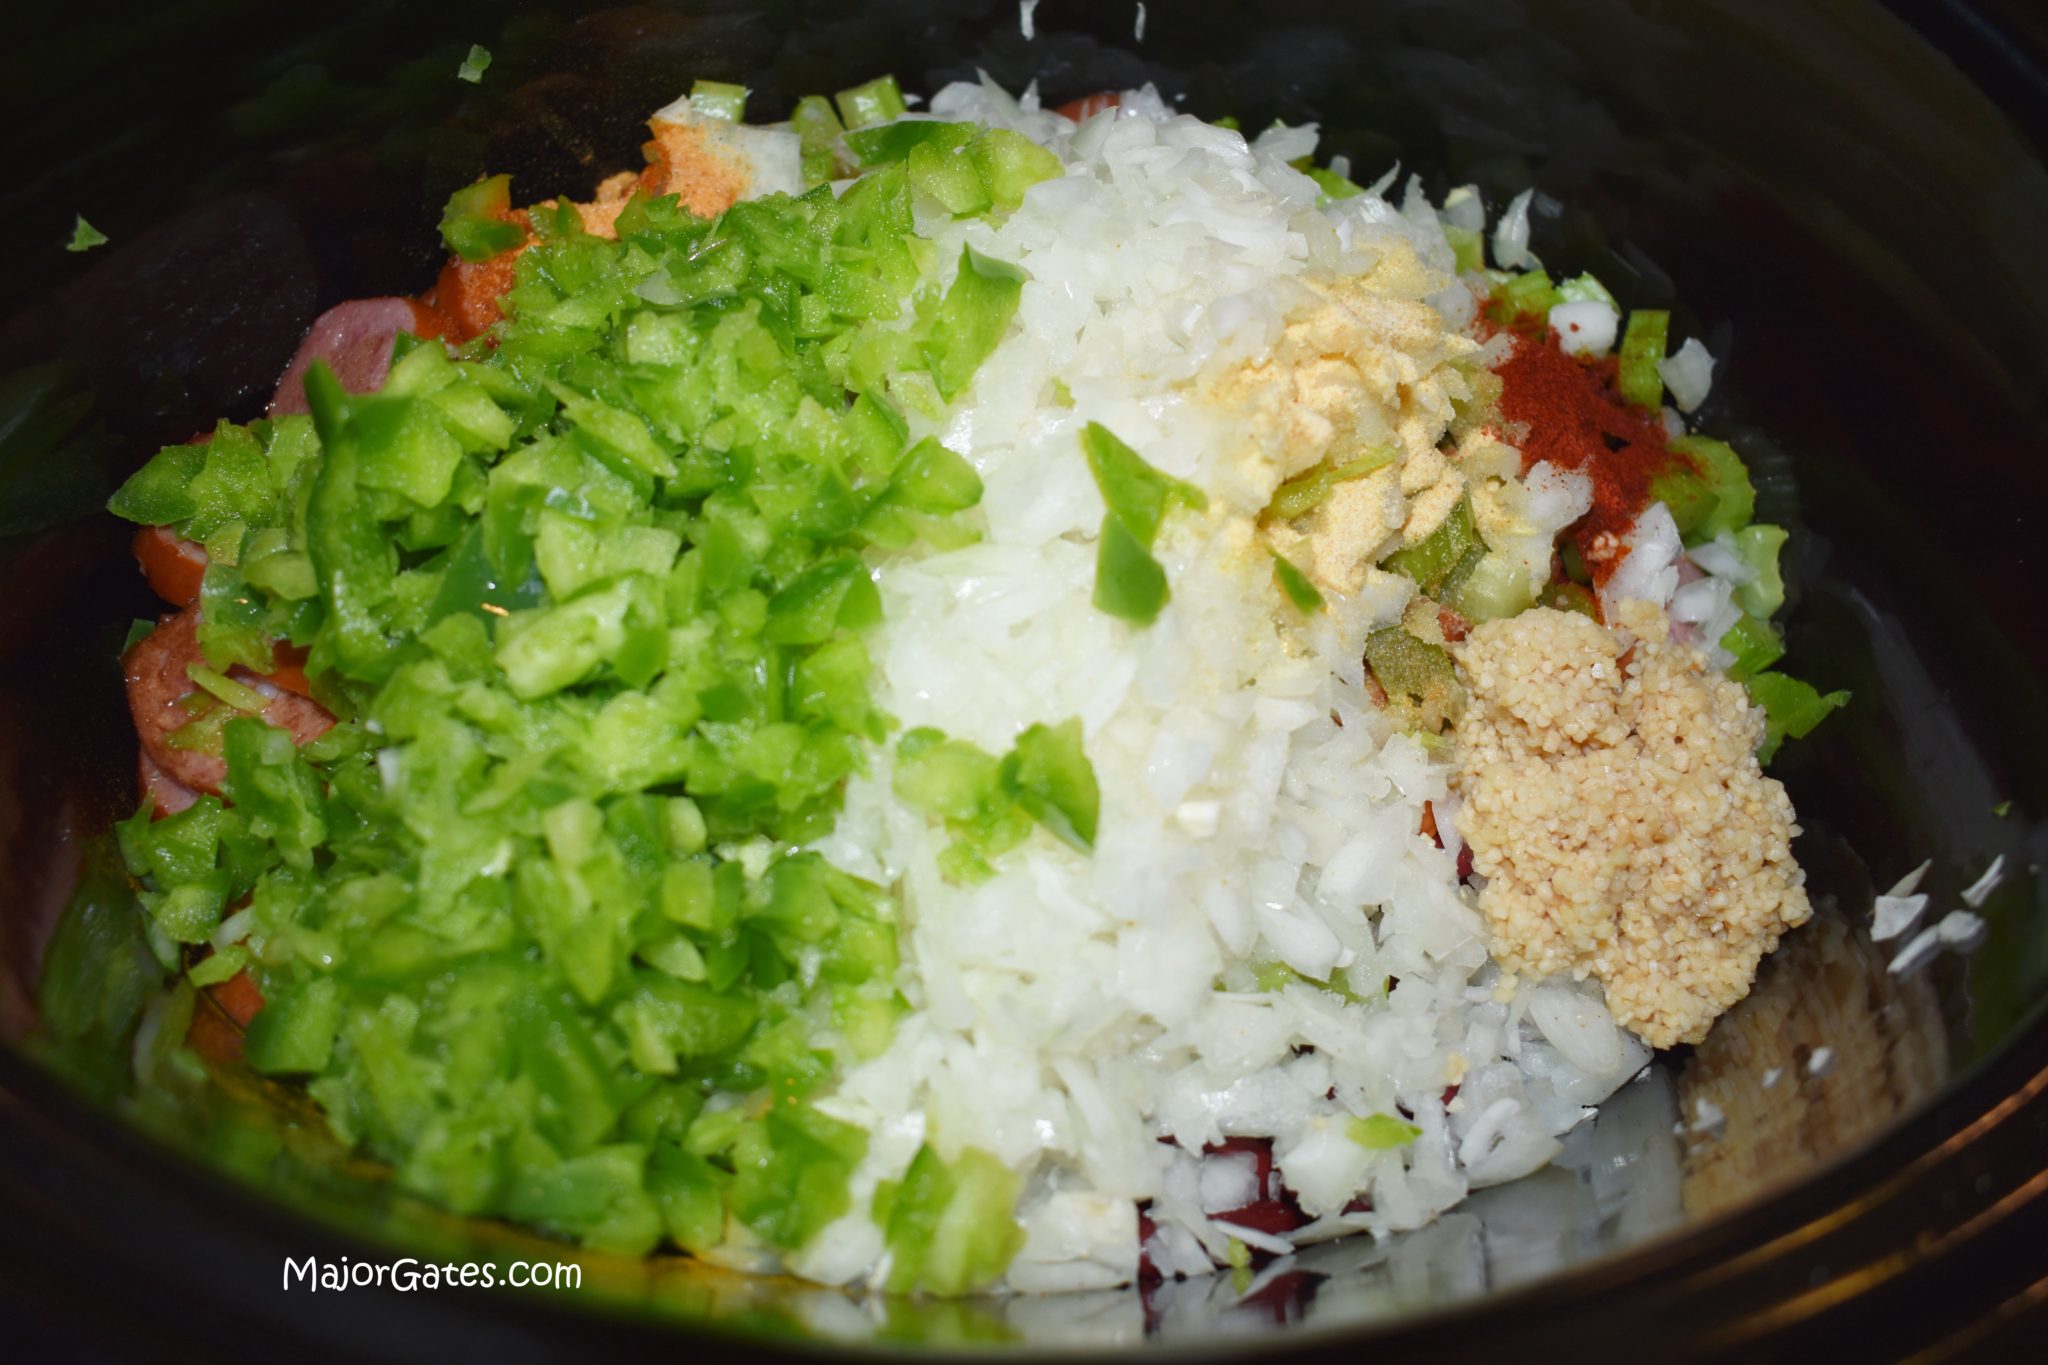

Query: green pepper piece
1444,225,1484,274
1746,671,1849,763
834,75,908,129
244,976,343,1074
1080,422,1208,629
1001,717,1099,852
879,1143,1025,1295
107,441,207,526
1560,537,1591,585
438,174,524,263
67,215,108,252
1081,422,1207,546
36,840,157,1068
303,363,399,684
688,79,747,121
764,556,882,645
791,94,846,185
922,246,1026,400
1270,550,1324,612
1092,512,1169,624
1719,613,1784,681
1365,627,1462,732
1440,550,1533,623
221,717,327,870
1656,434,1755,543
1307,165,1364,202
971,128,1062,209
1731,523,1788,617
1349,1114,1422,1149
1617,309,1669,410
1266,447,1396,522
728,1104,868,1249
844,119,976,166
908,138,992,217
648,1146,730,1253
1538,579,1600,620
1492,269,1561,324
1557,272,1618,308
1383,496,1479,595
887,436,983,514
893,727,1004,823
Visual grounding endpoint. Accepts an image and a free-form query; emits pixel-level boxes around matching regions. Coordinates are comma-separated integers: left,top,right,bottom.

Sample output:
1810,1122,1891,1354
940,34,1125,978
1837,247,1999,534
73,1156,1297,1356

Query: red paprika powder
1491,331,1694,585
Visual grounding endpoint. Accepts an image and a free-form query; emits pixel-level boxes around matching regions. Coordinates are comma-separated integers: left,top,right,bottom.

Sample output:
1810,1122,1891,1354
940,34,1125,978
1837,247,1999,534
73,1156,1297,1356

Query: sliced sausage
267,297,454,416
231,669,331,747
185,965,269,1065
124,607,334,795
1055,92,1122,121
186,1000,246,1065
211,967,266,1027
133,524,209,609
139,749,202,818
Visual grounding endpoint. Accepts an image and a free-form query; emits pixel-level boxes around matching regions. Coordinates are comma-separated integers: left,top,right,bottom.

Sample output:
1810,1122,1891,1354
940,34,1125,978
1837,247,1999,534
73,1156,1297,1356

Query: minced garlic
1452,602,1811,1047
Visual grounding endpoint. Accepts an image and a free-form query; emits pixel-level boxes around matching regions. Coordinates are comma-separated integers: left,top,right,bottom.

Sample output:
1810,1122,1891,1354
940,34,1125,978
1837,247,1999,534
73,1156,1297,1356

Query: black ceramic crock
2,1,2046,1358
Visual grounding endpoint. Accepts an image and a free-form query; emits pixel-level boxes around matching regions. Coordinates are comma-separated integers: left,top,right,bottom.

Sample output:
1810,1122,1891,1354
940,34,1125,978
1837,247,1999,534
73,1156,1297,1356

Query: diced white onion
1441,183,1484,233
1549,299,1618,357
1252,121,1320,164
1870,893,1928,942
1961,855,2005,908
1600,502,1682,615
1887,859,1933,897
1492,188,1536,270
1936,909,1988,950
1685,535,1755,584
1658,336,1716,413
1887,927,1941,975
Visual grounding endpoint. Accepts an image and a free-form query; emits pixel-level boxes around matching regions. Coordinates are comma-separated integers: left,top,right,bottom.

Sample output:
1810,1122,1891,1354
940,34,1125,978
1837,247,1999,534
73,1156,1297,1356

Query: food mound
1455,603,1810,1047
77,73,1846,1295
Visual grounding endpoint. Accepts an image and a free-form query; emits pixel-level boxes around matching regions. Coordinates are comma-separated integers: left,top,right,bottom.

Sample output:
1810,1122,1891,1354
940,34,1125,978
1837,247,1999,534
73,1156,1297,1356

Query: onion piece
1492,188,1536,270
1549,299,1618,357
1658,336,1716,413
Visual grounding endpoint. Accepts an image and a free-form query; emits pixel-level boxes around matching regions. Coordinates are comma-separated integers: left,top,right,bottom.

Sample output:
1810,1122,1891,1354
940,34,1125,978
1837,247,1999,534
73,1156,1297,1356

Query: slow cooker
1,1,2044,1357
